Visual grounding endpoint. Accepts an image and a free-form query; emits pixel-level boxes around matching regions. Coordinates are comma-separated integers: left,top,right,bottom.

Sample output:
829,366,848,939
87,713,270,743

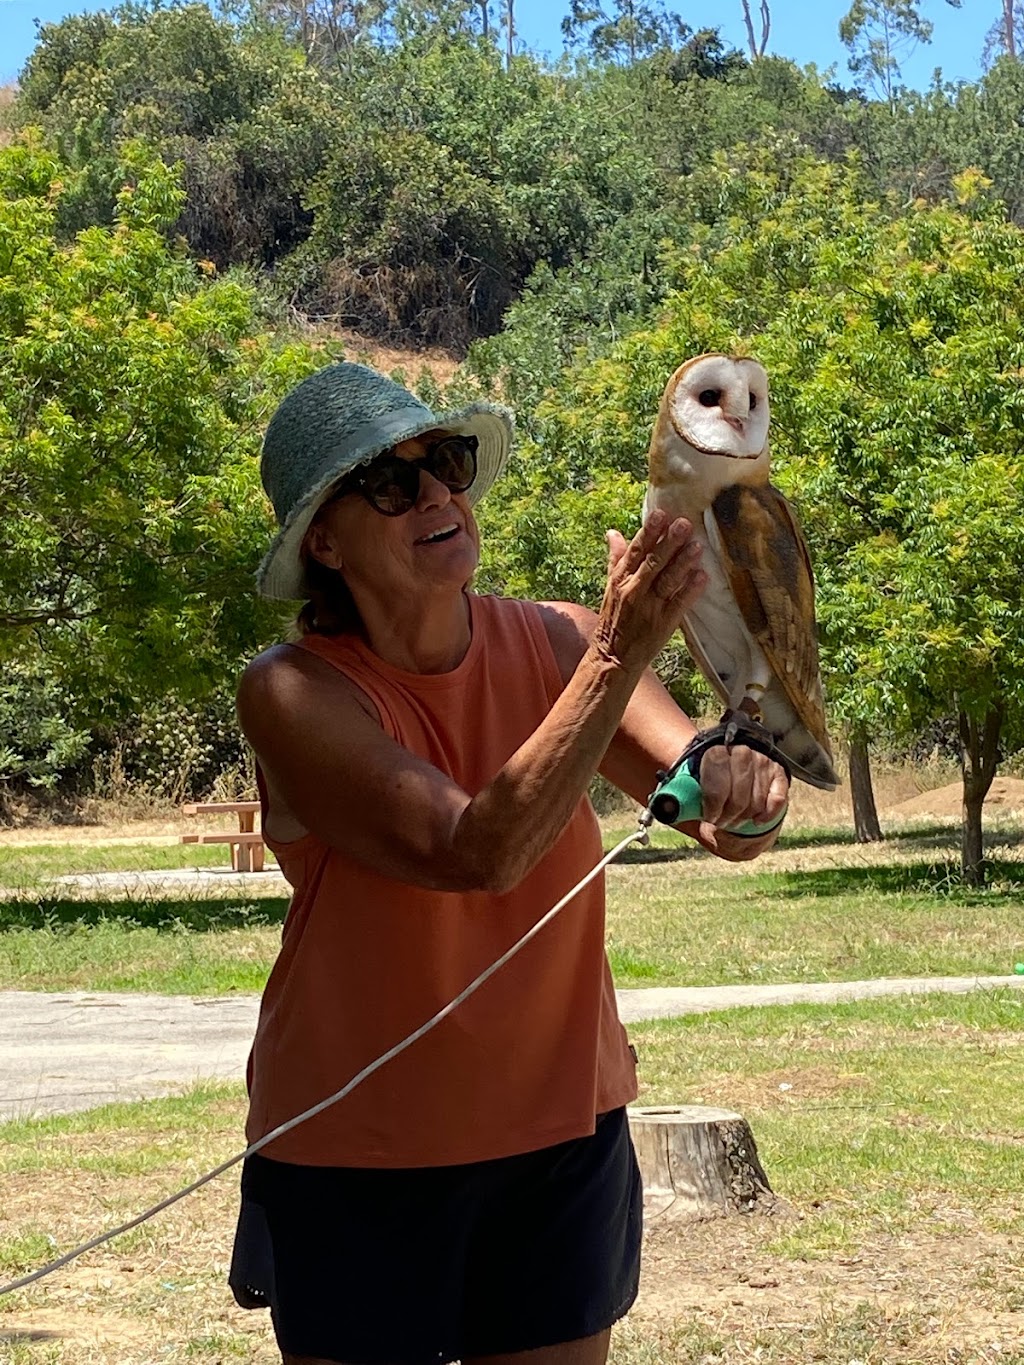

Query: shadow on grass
776,821,959,850
610,821,1024,865
613,842,707,865
757,858,1024,902
0,895,289,933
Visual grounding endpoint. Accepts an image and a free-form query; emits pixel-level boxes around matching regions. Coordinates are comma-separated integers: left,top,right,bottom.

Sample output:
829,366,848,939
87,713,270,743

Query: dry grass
0,87,16,147
334,328,462,387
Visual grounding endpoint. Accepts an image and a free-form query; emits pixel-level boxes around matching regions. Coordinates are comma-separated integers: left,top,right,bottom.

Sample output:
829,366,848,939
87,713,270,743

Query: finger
671,565,708,612
763,765,790,823
702,745,758,829
632,516,693,584
651,538,703,597
751,756,775,825
696,745,730,827
621,510,671,570
605,529,628,574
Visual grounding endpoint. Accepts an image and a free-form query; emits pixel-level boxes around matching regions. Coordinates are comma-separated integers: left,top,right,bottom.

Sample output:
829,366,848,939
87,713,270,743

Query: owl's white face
668,355,770,459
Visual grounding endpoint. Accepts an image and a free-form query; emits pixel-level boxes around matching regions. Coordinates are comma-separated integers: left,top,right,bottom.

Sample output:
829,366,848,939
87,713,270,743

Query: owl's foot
718,709,792,778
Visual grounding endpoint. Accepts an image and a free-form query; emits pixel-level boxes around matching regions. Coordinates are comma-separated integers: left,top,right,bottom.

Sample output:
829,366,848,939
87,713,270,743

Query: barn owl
645,353,839,790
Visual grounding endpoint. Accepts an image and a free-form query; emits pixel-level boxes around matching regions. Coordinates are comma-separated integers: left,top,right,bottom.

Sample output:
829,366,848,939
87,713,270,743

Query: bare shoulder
534,600,598,685
237,641,378,741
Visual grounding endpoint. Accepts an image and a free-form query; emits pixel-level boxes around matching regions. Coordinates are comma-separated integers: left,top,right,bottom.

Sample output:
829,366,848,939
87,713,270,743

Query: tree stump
627,1105,784,1221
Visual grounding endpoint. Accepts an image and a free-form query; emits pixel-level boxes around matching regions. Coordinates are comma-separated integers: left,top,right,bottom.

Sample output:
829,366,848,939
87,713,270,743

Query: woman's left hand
697,743,790,833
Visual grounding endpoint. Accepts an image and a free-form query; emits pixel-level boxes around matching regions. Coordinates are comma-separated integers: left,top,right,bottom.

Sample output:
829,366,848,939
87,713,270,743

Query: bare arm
537,601,790,862
238,512,708,894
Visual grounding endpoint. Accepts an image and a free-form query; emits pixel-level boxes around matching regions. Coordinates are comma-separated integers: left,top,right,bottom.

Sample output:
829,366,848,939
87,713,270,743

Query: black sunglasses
334,435,479,517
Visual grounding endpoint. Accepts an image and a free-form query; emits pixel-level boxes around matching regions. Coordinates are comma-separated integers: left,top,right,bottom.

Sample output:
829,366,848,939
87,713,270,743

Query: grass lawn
1,991,1022,1363
1,819,1022,993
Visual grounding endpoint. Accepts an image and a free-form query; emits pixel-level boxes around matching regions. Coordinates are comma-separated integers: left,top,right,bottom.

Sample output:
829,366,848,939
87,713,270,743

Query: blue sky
0,0,999,88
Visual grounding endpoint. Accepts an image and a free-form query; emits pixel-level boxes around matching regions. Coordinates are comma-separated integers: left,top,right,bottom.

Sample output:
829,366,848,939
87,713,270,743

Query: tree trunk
628,1105,785,1221
1005,0,1017,59
758,0,770,55
741,0,758,59
958,704,1004,887
849,731,883,842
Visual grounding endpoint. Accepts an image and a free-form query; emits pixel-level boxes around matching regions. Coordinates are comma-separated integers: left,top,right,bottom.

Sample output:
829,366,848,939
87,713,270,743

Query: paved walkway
2,975,1022,1121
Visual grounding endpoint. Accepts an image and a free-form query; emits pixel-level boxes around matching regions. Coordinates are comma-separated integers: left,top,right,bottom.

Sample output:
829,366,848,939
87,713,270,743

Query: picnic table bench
180,800,266,872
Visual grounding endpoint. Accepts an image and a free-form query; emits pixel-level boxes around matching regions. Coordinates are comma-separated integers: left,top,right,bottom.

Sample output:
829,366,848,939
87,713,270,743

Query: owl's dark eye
749,392,758,410
698,389,720,407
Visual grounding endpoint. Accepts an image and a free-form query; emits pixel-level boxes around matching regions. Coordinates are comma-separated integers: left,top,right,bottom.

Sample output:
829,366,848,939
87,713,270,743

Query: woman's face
305,430,481,606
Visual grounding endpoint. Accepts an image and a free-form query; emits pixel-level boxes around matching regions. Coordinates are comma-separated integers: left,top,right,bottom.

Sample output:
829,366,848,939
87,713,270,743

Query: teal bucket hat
257,362,514,600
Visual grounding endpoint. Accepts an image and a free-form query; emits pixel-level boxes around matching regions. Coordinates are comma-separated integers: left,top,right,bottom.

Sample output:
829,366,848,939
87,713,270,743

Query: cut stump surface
628,1104,787,1221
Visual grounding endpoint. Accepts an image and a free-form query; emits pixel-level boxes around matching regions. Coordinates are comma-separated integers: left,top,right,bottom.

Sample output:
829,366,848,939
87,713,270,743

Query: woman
232,362,789,1365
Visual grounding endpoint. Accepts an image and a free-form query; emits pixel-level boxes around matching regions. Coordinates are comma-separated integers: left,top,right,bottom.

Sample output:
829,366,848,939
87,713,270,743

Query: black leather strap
661,709,793,786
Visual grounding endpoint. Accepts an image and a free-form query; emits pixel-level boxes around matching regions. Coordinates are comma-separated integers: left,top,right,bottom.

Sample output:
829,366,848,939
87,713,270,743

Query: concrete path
2,975,1022,1121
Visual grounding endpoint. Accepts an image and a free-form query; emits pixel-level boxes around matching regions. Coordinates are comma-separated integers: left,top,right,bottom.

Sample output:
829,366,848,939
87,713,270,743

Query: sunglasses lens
361,458,421,516
428,437,477,493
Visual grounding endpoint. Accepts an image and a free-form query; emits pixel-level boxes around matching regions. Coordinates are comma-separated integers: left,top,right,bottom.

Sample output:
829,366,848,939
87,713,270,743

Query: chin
425,537,479,588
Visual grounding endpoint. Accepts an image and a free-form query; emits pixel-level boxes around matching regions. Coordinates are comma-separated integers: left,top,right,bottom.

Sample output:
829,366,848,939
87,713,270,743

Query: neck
352,585,473,674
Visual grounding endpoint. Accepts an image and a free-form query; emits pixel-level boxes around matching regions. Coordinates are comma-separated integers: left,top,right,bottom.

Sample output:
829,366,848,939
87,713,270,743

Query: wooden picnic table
180,800,266,872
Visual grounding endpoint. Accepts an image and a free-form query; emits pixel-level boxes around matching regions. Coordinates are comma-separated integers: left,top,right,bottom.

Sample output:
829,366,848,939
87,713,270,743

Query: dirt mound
887,776,1024,820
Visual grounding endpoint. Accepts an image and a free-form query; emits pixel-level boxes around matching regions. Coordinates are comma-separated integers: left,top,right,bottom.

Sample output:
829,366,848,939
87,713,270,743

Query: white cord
0,823,649,1298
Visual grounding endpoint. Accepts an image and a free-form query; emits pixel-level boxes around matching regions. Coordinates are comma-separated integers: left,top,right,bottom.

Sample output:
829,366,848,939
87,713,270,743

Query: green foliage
0,661,90,794
16,4,333,266
0,135,322,734
281,38,666,347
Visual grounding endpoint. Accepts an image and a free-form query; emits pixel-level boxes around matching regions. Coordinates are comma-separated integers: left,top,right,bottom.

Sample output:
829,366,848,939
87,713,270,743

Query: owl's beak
723,414,746,433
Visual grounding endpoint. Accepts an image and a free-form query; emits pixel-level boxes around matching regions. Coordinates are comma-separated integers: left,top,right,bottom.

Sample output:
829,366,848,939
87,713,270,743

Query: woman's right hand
590,510,707,675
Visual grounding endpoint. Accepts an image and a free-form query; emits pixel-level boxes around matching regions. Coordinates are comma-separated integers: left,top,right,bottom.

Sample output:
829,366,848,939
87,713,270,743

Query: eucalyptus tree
560,0,689,63
838,0,941,107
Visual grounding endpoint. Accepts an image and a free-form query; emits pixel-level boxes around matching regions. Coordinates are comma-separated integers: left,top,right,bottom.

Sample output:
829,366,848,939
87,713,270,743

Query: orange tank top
245,593,637,1168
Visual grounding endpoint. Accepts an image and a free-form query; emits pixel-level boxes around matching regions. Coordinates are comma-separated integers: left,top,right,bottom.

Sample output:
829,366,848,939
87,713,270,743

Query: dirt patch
0,1306,151,1350
686,1065,873,1113
636,1216,1024,1354
335,330,461,387
888,777,1024,822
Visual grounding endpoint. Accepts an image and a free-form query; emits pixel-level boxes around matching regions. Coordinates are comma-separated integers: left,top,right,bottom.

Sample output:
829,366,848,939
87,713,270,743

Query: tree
282,37,665,347
561,0,689,63
839,0,937,107
674,155,1024,880
0,136,322,723
247,0,389,69
982,0,1023,62
740,0,770,59
15,4,336,267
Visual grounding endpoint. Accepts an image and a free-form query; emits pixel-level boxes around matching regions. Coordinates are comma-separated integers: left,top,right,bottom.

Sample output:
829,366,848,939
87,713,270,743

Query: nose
415,467,453,512
723,414,745,433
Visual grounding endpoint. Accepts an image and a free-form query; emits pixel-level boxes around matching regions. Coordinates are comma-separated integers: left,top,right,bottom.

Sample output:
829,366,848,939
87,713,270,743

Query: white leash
0,820,651,1298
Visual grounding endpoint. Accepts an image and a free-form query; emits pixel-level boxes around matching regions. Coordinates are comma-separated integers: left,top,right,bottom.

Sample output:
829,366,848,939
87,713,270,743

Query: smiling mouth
415,524,461,545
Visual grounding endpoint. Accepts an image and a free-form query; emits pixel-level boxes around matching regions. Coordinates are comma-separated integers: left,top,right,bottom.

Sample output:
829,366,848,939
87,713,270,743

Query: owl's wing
709,483,830,752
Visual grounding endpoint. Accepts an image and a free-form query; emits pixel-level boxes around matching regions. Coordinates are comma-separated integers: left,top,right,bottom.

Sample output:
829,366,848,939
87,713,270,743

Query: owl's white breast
644,483,764,705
